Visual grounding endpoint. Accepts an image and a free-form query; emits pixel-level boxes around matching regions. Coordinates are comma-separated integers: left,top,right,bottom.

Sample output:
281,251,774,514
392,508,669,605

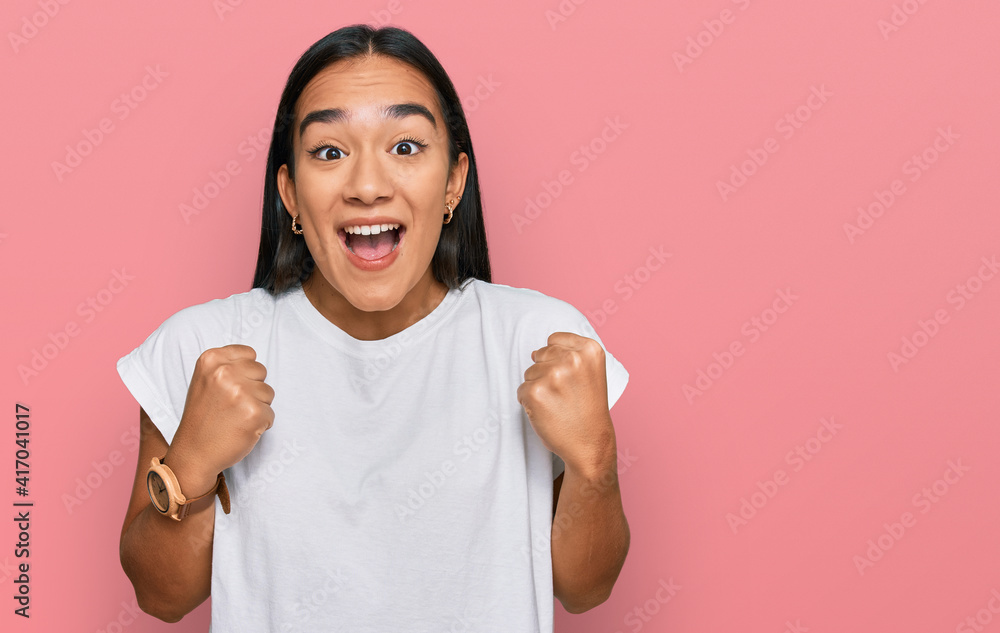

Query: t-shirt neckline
286,280,468,356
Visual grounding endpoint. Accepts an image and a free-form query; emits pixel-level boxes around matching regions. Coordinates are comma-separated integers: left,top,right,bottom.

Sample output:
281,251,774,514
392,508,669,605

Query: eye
391,136,427,156
308,144,343,161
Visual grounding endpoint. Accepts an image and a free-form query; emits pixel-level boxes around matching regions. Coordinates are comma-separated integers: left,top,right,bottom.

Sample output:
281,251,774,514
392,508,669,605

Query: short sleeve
116,300,234,445
553,304,630,410
546,303,630,480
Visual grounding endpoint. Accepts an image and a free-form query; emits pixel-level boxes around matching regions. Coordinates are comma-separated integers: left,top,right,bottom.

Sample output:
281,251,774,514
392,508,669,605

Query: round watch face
147,470,170,513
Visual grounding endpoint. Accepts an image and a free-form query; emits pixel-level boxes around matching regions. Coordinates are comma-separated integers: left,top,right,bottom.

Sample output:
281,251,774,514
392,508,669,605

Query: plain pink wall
2,0,999,631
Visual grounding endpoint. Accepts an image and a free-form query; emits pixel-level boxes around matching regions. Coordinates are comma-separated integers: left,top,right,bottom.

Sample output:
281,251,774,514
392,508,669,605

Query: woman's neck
301,268,449,341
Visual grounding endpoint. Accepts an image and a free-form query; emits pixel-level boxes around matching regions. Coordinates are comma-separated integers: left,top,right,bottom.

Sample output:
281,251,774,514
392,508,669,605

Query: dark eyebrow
298,102,437,138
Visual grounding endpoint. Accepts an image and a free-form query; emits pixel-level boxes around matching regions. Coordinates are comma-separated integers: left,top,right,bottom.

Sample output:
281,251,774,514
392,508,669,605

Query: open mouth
339,224,404,262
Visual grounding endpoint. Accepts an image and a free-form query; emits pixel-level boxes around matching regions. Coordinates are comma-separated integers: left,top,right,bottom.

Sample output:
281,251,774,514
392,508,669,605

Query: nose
341,146,392,205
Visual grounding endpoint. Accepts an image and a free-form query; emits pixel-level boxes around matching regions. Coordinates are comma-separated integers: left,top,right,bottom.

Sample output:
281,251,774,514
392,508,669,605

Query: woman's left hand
516,332,615,473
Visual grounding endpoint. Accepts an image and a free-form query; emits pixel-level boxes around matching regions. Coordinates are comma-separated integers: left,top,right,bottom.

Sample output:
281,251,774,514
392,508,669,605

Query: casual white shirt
117,278,629,632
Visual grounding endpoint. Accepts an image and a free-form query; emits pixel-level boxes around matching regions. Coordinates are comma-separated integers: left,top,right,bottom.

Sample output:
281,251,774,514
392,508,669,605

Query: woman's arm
119,407,217,623
517,331,630,613
120,344,274,621
550,421,630,614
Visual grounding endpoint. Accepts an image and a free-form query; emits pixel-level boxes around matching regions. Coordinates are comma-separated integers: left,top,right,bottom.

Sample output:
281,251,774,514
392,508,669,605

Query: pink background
2,0,999,631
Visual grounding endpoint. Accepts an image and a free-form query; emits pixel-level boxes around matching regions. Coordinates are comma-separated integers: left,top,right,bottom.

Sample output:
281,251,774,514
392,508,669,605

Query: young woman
117,24,630,632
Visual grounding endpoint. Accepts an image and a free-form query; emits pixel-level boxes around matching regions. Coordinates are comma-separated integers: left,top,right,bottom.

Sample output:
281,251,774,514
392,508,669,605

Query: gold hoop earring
292,215,303,235
443,201,454,225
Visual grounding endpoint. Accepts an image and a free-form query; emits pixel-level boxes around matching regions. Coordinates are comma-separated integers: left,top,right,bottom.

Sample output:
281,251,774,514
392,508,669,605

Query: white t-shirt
116,277,629,632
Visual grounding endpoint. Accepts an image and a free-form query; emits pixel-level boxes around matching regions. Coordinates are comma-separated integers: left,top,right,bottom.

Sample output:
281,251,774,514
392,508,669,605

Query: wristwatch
146,456,231,521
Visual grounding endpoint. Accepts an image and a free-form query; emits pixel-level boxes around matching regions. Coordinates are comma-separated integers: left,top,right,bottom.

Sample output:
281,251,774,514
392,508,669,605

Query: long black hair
251,24,491,294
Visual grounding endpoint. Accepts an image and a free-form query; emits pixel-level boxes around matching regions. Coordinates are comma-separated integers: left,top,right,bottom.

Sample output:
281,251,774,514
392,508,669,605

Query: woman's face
278,54,467,313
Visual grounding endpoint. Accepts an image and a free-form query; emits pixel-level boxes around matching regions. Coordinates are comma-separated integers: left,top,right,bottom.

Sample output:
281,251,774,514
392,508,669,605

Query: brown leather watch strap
216,473,231,514
179,472,231,519
160,454,232,518
185,473,223,504
177,473,229,521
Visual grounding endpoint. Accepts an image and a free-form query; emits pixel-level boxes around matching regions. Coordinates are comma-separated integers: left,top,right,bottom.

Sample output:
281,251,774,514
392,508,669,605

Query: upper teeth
345,223,400,236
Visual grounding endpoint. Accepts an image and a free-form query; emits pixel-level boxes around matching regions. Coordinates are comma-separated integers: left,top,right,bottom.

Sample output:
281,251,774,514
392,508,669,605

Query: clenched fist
516,332,615,474
164,344,275,492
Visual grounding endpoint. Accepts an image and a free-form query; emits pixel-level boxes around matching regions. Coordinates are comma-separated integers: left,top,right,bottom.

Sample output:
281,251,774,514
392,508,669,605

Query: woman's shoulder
463,279,591,329
155,287,280,340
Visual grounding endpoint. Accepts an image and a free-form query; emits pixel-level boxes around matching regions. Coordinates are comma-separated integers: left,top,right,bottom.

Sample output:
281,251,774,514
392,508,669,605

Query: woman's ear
447,152,469,204
277,164,297,218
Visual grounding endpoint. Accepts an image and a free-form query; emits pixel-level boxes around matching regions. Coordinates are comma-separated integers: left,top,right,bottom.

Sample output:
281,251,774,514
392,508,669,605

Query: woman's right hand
165,344,275,489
